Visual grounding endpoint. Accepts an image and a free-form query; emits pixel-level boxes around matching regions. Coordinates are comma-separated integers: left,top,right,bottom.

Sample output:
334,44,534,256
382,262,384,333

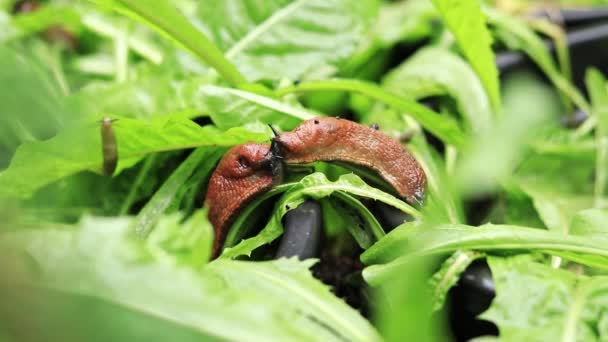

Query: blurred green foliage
1,0,607,341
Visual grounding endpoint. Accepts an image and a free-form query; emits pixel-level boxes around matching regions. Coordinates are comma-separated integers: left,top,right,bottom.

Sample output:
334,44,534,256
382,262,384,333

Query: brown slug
205,143,274,257
273,117,426,204
206,117,426,258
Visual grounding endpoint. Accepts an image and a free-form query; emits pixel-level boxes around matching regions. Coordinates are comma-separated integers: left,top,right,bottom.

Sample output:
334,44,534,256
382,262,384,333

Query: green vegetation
0,0,607,341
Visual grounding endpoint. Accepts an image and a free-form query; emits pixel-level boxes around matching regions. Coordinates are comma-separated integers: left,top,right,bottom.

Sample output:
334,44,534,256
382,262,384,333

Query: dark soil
312,249,370,317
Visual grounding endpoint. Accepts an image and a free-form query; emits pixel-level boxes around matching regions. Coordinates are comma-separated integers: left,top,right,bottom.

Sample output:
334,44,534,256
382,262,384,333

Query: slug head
274,118,343,157
206,143,276,257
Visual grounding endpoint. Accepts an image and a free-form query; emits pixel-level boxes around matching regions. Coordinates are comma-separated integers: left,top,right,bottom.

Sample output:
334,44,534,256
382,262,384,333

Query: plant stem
275,79,466,148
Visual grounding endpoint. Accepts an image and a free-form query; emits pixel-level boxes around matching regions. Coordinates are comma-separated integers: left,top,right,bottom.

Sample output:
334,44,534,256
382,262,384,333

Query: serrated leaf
362,223,608,286
221,172,419,259
429,250,482,310
481,255,608,342
0,118,268,199
0,215,380,342
430,0,500,112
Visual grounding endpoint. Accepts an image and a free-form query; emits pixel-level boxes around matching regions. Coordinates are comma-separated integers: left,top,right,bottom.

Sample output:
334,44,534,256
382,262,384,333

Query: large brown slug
205,143,274,257
274,117,426,204
206,117,427,258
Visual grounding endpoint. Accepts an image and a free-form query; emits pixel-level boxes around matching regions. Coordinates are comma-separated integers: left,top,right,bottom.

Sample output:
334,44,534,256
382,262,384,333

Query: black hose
275,200,323,260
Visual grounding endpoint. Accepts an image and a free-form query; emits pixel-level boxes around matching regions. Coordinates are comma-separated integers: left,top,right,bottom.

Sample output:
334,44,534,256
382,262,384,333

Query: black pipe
275,200,323,259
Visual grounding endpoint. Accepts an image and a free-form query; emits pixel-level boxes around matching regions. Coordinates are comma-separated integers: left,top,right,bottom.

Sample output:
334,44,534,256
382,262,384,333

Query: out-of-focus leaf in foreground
0,118,268,199
383,47,492,135
481,255,608,341
374,255,444,342
197,0,379,81
0,214,380,342
585,68,608,208
455,71,561,197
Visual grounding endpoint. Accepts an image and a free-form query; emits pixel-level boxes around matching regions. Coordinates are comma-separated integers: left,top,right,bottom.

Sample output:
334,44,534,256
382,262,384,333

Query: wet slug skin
274,117,426,204
206,118,427,258
205,143,274,257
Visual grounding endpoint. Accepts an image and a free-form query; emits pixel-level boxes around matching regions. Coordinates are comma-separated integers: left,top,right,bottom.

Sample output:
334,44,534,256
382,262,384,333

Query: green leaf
276,79,467,147
91,0,246,85
570,209,608,240
331,191,386,248
0,3,81,43
0,215,380,342
430,0,500,112
198,85,318,130
455,71,560,197
481,255,608,341
0,45,74,164
221,172,419,259
486,8,589,114
374,255,444,342
429,250,483,310
408,133,464,224
197,0,379,81
585,68,608,208
362,223,608,286
0,118,268,199
511,135,596,233
132,148,221,238
383,47,492,134
64,74,215,119
373,0,437,47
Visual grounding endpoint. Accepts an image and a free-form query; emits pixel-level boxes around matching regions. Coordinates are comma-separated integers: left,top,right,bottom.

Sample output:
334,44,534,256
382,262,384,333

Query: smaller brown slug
205,143,275,257
273,117,426,204
101,117,118,176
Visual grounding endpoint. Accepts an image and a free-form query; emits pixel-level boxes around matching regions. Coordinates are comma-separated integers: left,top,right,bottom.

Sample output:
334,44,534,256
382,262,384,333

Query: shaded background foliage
0,0,607,341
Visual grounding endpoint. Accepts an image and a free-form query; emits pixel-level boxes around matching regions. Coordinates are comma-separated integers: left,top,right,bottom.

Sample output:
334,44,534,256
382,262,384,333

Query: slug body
206,143,274,257
274,117,426,204
101,117,118,176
